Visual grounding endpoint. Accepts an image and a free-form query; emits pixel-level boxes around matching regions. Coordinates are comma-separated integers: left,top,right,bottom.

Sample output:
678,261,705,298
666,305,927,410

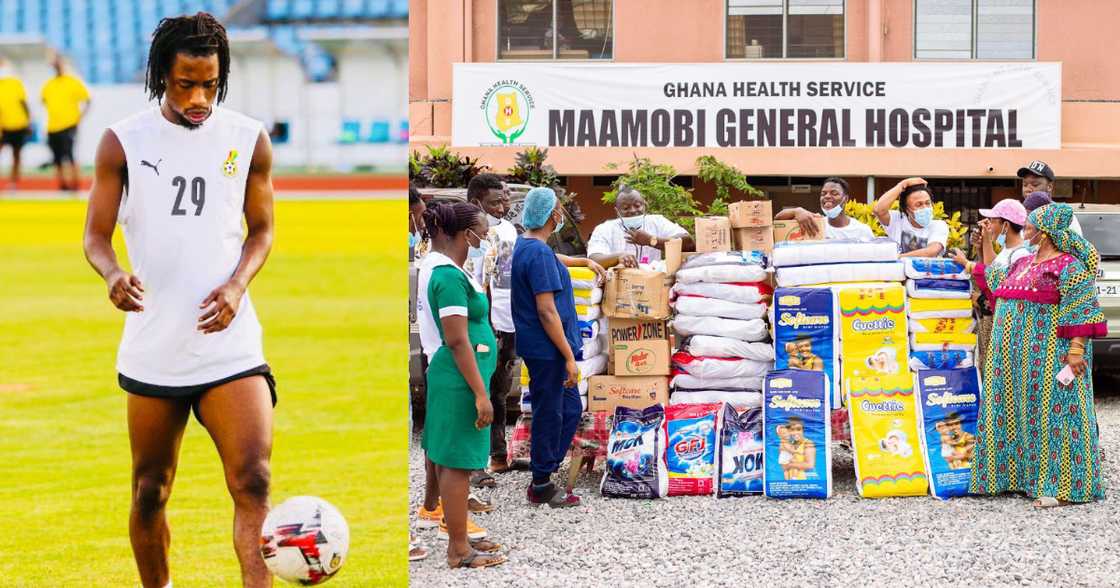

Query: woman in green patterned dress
967,203,1106,507
420,202,507,568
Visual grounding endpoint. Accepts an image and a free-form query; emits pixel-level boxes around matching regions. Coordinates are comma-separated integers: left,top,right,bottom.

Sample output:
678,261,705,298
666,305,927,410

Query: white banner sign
452,62,1061,149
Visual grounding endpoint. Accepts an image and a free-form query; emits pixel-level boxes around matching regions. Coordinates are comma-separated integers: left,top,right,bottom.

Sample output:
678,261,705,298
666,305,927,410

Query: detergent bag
763,370,832,499
600,405,669,499
665,403,722,496
916,368,981,499
717,403,765,497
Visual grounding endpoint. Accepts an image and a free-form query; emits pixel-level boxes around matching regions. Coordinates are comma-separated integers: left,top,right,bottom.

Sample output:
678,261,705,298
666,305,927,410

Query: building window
726,0,844,59
498,0,613,60
915,0,1035,59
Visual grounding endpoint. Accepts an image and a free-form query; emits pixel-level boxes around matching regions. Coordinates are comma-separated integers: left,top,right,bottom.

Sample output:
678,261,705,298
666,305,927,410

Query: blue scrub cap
522,187,558,229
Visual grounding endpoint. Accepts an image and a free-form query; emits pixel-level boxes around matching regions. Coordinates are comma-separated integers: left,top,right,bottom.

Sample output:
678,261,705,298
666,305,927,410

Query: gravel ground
409,396,1120,587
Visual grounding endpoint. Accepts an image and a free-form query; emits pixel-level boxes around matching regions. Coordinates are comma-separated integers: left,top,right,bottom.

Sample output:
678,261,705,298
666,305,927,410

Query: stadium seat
366,0,388,19
339,120,361,144
341,0,365,19
316,0,342,19
291,0,314,20
368,120,391,144
390,0,408,18
267,0,288,20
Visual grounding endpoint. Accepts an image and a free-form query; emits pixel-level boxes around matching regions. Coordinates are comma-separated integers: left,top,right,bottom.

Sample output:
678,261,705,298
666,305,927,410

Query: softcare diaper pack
601,405,670,499
773,288,840,407
916,368,981,499
846,374,929,498
665,403,722,496
763,370,832,499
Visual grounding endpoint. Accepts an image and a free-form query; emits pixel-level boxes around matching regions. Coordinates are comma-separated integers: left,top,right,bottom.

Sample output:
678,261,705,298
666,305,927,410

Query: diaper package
680,335,775,362
671,352,771,380
909,351,974,371
771,238,899,267
665,403,722,496
672,281,772,305
910,333,978,352
763,370,832,499
908,317,976,334
676,264,768,285
671,373,765,393
906,279,971,300
569,266,602,290
601,405,670,499
836,284,911,402
671,390,763,407
775,262,905,287
903,257,969,281
907,297,973,319
508,413,532,468
680,250,767,269
574,287,604,306
916,368,981,499
674,297,768,320
673,315,769,342
773,288,840,406
717,403,765,497
576,304,602,322
846,374,929,498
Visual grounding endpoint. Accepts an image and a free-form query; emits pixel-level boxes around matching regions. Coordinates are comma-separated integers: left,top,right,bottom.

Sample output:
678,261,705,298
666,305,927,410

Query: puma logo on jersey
141,159,162,176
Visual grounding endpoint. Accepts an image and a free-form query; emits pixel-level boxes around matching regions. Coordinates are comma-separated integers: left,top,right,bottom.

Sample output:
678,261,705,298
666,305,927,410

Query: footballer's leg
197,376,274,588
128,394,191,588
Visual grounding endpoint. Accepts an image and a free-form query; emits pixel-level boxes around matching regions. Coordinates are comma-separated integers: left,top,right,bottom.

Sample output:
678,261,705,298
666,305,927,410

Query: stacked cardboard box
729,200,774,254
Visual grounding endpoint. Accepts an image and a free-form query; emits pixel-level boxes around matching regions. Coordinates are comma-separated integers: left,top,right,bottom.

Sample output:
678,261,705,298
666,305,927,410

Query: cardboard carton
608,339,671,376
587,375,669,413
603,268,671,320
694,216,732,253
728,200,774,228
733,226,775,254
773,218,827,242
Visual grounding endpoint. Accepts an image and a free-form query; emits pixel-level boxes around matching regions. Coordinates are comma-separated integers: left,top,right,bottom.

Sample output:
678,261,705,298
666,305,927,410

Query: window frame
912,0,1037,61
495,0,616,62
723,0,848,61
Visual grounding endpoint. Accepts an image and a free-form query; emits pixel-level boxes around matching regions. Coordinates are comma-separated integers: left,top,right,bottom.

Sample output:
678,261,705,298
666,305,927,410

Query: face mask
468,245,484,259
620,215,645,230
553,214,565,234
912,207,933,228
409,231,421,249
486,213,502,226
996,230,1006,249
822,204,842,220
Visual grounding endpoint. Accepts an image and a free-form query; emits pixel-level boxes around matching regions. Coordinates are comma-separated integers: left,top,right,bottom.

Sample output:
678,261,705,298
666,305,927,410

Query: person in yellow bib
41,57,91,191
0,58,32,188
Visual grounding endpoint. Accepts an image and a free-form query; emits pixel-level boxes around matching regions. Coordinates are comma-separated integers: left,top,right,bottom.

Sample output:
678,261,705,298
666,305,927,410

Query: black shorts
119,364,278,425
47,126,77,164
0,127,30,148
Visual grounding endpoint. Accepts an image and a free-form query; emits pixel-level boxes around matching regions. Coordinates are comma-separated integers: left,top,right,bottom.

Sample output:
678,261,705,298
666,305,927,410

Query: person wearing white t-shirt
587,187,693,268
466,173,519,475
774,176,875,241
873,177,950,257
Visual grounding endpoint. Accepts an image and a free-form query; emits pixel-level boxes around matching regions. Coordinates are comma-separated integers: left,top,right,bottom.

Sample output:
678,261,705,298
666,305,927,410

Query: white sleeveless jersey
111,106,266,386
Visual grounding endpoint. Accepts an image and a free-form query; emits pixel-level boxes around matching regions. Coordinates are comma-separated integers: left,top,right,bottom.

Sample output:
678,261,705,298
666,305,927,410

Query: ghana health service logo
481,81,534,144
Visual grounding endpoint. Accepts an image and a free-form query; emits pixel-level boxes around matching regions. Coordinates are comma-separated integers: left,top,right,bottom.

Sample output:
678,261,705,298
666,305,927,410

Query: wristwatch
650,236,659,247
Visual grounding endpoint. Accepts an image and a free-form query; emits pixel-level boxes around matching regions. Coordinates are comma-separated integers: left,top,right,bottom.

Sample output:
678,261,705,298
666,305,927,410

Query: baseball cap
1022,191,1053,213
979,199,1027,226
1017,160,1055,181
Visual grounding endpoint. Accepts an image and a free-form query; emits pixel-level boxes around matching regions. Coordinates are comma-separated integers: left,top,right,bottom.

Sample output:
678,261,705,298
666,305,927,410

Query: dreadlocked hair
145,12,231,104
421,202,481,241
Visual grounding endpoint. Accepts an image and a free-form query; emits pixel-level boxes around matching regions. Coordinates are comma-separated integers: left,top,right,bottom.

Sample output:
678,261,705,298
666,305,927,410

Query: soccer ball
260,496,349,585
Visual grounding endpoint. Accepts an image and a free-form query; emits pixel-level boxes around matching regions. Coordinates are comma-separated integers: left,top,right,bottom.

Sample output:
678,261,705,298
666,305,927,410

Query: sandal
468,493,496,514
471,470,497,489
409,543,429,562
489,458,512,474
449,548,507,569
469,538,503,553
1032,496,1073,508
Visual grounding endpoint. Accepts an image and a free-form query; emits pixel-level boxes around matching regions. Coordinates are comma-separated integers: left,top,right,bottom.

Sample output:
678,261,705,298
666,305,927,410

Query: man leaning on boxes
587,187,694,269
773,177,875,242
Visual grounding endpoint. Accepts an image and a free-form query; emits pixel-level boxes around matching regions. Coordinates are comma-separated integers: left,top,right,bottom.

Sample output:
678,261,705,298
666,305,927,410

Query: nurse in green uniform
420,201,508,569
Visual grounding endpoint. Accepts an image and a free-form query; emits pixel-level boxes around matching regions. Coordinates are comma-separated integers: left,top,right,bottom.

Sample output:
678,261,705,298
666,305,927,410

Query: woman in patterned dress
966,203,1106,507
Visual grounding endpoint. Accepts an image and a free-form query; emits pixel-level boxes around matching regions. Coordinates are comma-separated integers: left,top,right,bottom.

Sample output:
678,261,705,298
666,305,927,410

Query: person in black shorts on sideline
40,56,90,191
0,57,32,188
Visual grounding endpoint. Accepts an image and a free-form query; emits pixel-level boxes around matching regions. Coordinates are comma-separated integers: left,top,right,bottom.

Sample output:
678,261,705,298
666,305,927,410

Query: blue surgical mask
620,215,645,230
822,205,842,220
912,207,933,228
553,216,565,234
409,231,421,249
996,229,1007,249
468,245,484,259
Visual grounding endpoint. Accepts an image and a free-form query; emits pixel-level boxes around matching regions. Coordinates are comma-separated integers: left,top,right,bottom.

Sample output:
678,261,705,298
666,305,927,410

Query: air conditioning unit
792,184,812,194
